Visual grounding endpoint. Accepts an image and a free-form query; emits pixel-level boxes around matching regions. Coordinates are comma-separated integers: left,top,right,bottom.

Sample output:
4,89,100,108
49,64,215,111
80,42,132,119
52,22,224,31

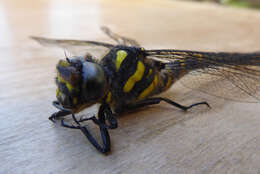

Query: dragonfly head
55,56,108,112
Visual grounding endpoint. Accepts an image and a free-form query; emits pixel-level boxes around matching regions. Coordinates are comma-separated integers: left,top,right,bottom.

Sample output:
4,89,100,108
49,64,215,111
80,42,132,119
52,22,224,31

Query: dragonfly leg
77,103,115,154
127,97,210,112
61,119,80,129
49,101,72,122
50,101,116,154
49,110,71,122
78,104,118,130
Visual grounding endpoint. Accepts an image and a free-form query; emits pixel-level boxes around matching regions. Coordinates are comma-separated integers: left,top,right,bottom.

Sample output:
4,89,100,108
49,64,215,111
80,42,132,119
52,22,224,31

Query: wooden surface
1,0,260,173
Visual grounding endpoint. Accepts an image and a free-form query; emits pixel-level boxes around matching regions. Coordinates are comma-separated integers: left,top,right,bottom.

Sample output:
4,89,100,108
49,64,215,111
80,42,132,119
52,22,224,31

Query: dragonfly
31,26,260,154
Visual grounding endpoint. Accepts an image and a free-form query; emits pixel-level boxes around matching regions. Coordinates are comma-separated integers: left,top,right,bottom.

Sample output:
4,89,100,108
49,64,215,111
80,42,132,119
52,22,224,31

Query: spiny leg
78,103,118,129
61,119,79,129
49,100,85,129
50,100,117,153
50,101,111,153
50,101,80,128
49,101,72,122
56,113,110,153
126,97,210,112
69,110,111,153
60,112,82,129
77,103,115,153
49,110,71,122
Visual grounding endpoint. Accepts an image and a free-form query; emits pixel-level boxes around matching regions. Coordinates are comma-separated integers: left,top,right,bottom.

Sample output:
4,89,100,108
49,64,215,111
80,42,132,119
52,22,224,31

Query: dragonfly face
55,57,108,112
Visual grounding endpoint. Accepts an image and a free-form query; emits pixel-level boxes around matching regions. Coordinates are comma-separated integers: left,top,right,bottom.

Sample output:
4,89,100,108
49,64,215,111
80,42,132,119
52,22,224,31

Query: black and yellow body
51,45,208,153
101,46,182,112
32,27,260,154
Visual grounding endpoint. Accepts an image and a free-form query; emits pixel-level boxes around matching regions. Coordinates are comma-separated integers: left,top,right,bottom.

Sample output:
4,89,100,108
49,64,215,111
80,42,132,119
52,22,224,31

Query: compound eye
81,62,107,102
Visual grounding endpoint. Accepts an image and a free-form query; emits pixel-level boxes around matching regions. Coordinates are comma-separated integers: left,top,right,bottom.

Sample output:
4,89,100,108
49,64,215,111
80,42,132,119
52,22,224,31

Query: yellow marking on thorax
138,74,159,100
116,50,128,71
123,61,145,92
106,91,112,103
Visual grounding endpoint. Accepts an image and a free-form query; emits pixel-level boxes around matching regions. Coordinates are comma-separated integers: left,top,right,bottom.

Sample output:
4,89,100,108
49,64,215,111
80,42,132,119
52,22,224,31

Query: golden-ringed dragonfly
31,26,260,154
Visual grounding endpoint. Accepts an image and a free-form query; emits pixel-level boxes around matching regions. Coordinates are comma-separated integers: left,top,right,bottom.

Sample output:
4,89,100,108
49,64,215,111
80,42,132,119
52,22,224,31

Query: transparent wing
31,36,114,58
31,26,140,57
180,65,260,103
101,26,140,47
145,49,260,103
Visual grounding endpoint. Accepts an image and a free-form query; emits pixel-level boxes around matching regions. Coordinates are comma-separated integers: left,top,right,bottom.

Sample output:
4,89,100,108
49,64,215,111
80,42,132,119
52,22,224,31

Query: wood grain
0,0,260,173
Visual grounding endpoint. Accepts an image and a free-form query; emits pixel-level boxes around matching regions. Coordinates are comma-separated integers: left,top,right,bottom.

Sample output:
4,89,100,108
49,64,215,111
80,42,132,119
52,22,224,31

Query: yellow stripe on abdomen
138,74,159,100
116,50,128,71
123,61,145,92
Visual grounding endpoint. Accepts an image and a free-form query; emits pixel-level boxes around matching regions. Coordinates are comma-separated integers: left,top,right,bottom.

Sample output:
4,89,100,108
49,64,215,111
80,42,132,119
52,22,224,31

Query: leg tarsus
185,101,211,111
128,97,210,112
49,110,71,122
61,120,79,129
157,97,210,111
50,101,116,154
